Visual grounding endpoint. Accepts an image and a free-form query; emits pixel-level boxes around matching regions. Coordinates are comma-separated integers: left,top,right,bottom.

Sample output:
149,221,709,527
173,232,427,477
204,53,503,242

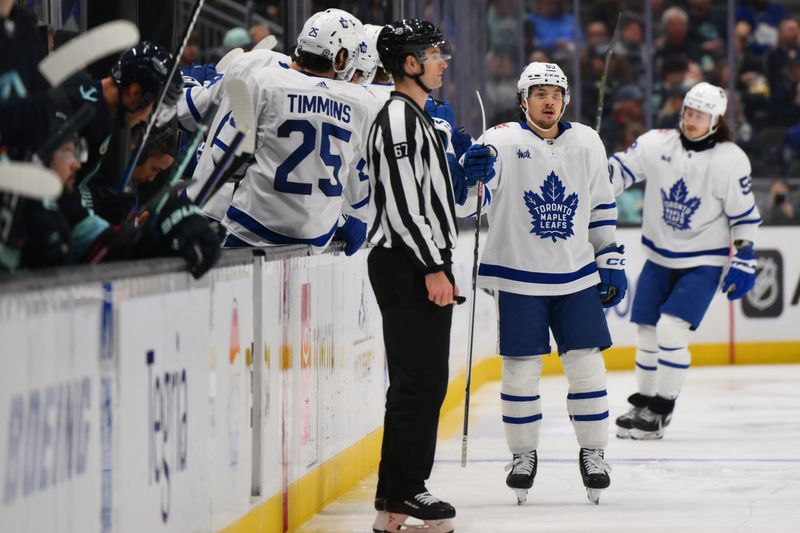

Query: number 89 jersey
222,63,375,249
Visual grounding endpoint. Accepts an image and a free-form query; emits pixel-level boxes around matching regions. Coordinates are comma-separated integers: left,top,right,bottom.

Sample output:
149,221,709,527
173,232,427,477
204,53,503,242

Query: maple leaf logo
660,178,701,231
523,171,579,242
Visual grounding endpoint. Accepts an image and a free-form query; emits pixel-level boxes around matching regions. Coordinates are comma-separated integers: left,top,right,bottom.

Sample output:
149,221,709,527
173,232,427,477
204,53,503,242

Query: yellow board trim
221,341,800,532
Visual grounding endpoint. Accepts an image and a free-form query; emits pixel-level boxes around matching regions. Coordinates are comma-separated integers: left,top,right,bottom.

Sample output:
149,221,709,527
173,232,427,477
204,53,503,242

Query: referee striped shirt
366,92,458,273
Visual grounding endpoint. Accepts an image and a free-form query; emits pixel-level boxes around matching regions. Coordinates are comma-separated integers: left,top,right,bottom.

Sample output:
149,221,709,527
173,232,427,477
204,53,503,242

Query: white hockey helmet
680,81,727,136
295,9,361,80
517,62,571,105
364,24,385,68
353,31,379,85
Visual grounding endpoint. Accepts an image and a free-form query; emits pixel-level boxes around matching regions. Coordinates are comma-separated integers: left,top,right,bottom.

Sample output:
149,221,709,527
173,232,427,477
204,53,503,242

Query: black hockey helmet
111,42,172,110
377,19,450,79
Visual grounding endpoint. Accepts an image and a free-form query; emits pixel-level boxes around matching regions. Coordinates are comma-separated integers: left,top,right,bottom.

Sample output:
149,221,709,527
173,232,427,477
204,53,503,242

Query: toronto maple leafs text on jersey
608,129,761,269
366,92,458,273
457,120,618,296
204,62,373,250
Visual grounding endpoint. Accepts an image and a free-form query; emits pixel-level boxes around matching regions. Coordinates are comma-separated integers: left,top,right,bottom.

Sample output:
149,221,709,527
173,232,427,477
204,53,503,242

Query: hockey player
609,82,761,440
367,19,458,533
203,10,370,256
460,62,625,505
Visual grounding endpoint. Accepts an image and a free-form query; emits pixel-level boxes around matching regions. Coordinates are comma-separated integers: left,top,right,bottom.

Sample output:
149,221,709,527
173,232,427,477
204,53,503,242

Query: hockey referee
365,19,459,532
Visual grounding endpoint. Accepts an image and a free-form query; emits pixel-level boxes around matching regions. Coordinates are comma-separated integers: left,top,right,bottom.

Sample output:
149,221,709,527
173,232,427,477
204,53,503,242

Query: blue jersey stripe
185,87,202,124
658,358,690,369
589,219,616,229
727,205,756,220
351,195,369,210
642,236,729,258
593,202,616,210
730,218,761,228
570,411,609,422
659,345,683,351
501,393,541,402
213,138,229,151
226,206,338,247
479,261,597,284
611,155,639,184
640,348,658,354
502,414,543,424
636,362,657,371
567,390,607,400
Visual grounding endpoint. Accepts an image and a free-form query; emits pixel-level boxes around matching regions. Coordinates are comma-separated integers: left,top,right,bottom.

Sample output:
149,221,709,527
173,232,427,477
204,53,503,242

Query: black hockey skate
384,491,455,532
579,448,611,505
631,396,675,440
373,497,387,533
505,450,537,505
616,393,652,439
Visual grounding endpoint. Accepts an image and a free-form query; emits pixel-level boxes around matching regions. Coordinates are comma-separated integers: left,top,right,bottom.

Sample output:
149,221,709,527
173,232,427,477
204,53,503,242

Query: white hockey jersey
186,49,291,221
459,121,618,296
221,63,374,249
609,129,761,269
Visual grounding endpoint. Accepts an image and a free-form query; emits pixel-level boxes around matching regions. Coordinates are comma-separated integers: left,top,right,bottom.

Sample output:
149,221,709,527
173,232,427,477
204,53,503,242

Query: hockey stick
119,0,207,192
0,162,63,199
194,77,255,207
462,90,493,468
215,47,244,73
39,20,140,87
594,12,624,133
252,35,278,51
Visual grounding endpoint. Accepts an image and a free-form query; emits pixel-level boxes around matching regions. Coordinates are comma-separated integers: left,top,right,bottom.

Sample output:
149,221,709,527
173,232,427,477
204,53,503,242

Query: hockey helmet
295,9,362,80
353,30,379,85
377,19,451,78
517,62,570,105
111,42,172,110
364,24,385,68
681,81,727,135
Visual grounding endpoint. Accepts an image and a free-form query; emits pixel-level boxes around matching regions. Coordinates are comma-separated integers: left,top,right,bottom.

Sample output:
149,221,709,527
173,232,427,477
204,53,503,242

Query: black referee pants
368,247,452,502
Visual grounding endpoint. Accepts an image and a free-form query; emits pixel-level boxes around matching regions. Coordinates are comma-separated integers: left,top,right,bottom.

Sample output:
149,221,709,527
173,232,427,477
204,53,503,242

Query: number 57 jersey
222,63,374,249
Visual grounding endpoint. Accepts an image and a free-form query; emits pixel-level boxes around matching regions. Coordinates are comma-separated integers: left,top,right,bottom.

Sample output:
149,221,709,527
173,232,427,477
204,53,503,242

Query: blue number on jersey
275,119,352,196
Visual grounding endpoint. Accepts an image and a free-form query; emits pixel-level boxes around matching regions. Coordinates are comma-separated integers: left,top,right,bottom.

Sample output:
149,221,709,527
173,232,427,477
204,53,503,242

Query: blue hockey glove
451,127,473,159
595,244,627,307
183,63,219,86
722,243,756,300
424,96,456,130
335,215,367,256
462,143,496,187
447,153,468,205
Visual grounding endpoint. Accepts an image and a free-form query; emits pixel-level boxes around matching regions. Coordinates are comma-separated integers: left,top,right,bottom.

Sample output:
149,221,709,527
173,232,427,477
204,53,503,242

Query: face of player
132,152,174,185
525,85,564,131
681,107,712,140
417,46,448,90
122,83,155,127
50,141,81,189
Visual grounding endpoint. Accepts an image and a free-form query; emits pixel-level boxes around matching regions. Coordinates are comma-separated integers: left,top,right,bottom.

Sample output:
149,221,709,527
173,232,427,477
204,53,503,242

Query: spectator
179,32,201,66
600,84,644,153
655,7,702,67
767,18,800,93
687,0,727,66
653,55,689,120
580,43,631,125
248,24,271,46
209,27,251,63
585,21,608,49
656,84,688,129
736,0,787,56
769,52,800,126
618,18,646,86
527,0,579,60
764,180,796,225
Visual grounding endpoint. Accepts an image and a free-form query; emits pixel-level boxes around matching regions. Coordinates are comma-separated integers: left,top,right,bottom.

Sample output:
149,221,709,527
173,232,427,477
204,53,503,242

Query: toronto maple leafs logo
517,149,531,159
661,178,701,231
523,171,579,242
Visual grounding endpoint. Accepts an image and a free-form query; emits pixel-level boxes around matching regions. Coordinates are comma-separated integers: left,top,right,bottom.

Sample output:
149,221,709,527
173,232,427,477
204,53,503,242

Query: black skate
384,491,455,532
616,393,651,439
504,450,537,504
579,448,611,505
631,396,675,440
373,497,387,533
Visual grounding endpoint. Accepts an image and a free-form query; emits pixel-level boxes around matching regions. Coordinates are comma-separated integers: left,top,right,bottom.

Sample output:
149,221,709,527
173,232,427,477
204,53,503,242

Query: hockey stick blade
253,35,278,51
0,163,63,200
225,77,256,155
215,47,243,73
39,20,139,87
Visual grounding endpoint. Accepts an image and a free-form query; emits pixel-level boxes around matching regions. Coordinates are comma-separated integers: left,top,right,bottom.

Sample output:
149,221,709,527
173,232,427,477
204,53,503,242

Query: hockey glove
424,96,456,130
462,143,496,187
722,243,756,300
451,127,473,159
595,244,627,307
447,153,468,205
335,214,366,256
156,196,221,278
